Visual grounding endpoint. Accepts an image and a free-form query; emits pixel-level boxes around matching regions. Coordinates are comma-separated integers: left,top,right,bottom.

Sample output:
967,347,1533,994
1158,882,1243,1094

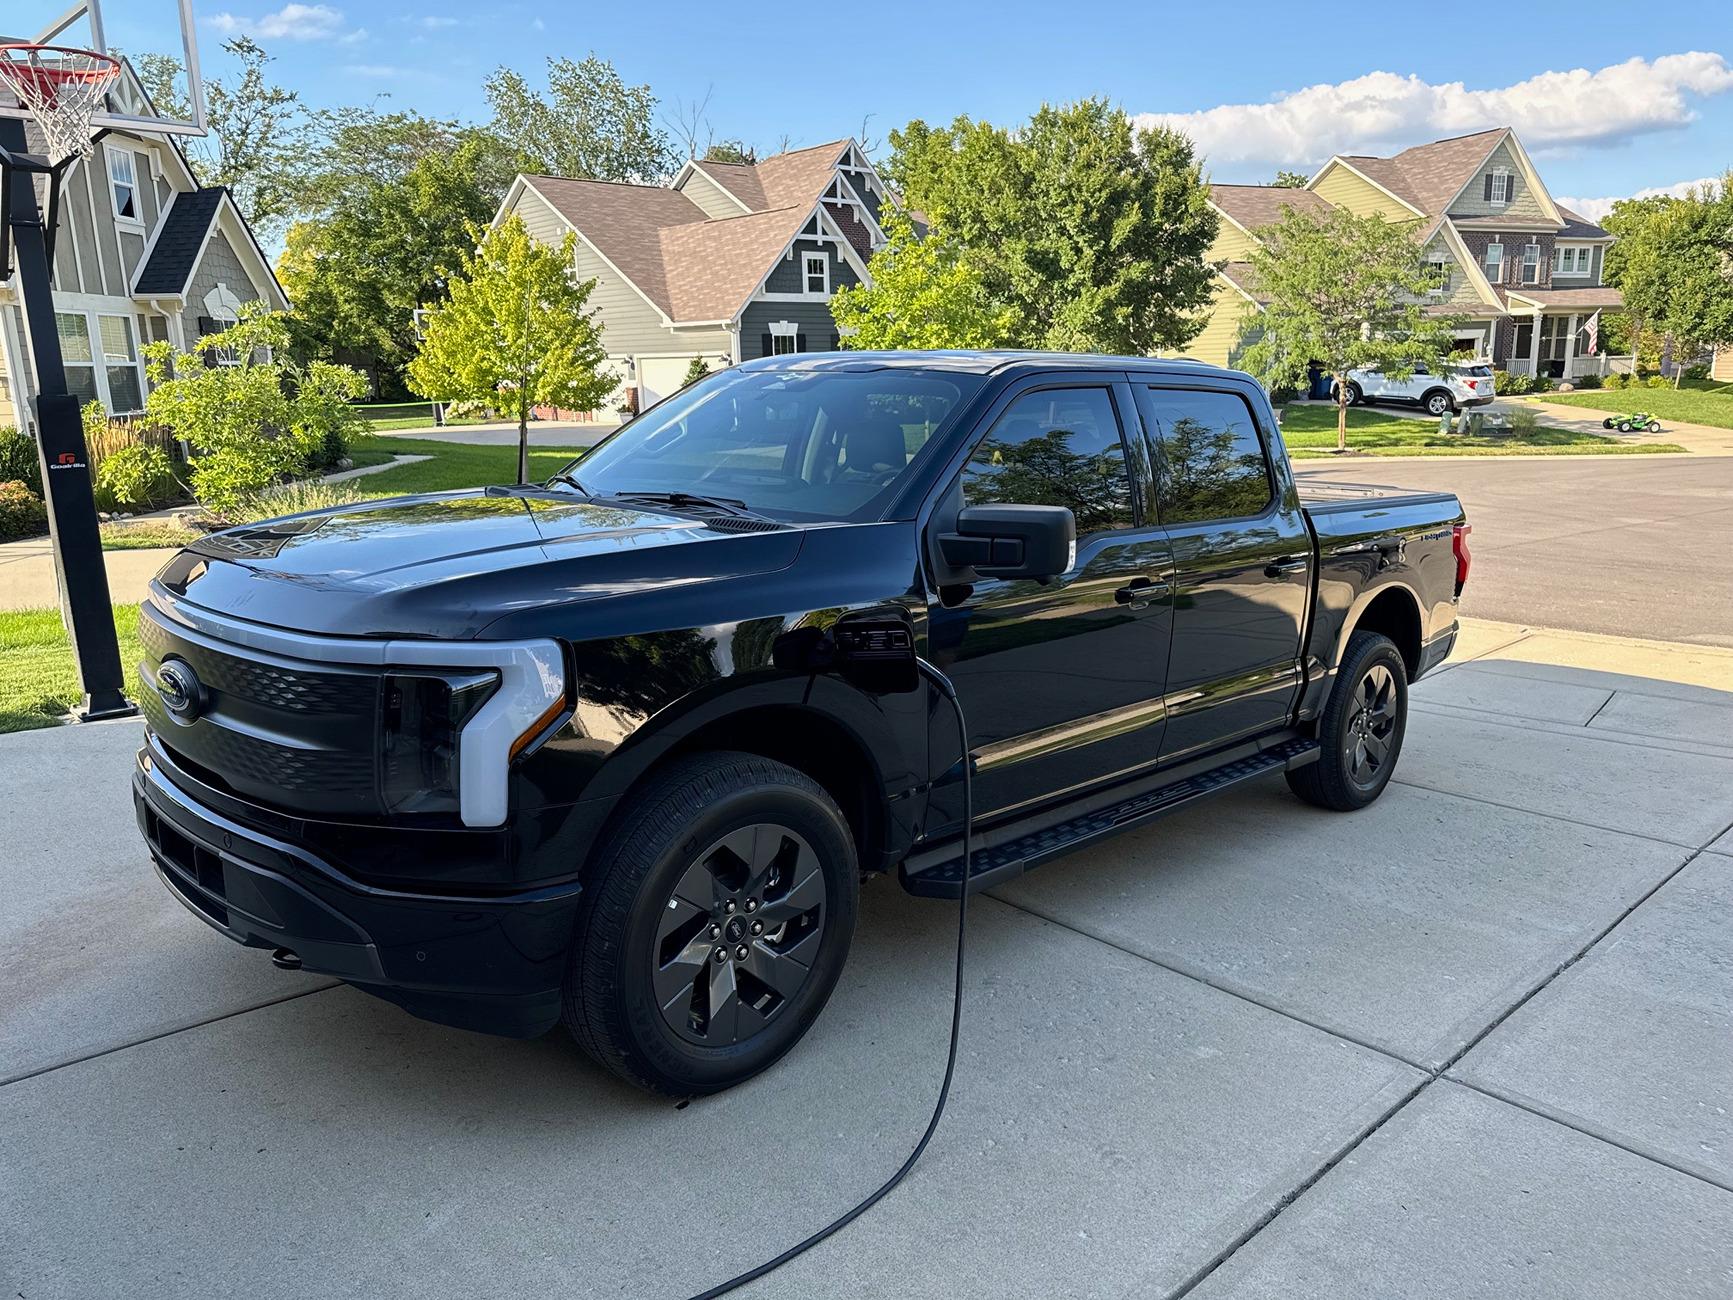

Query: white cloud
209,3,350,41
1558,176,1725,221
418,15,459,27
1135,53,1733,167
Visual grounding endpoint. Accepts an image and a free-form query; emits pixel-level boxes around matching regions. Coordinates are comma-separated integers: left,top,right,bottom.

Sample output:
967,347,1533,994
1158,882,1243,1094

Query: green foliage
231,480,369,523
141,308,369,514
0,427,41,495
1682,362,1711,382
1647,374,1671,389
703,141,756,165
96,444,177,510
138,38,309,235
1603,372,1628,389
880,100,1219,353
1573,373,1603,389
294,361,370,469
485,56,674,182
408,215,615,480
833,210,1019,350
0,481,47,542
1271,170,1310,188
1604,177,1733,374
1238,206,1462,451
1494,369,1537,395
682,356,713,386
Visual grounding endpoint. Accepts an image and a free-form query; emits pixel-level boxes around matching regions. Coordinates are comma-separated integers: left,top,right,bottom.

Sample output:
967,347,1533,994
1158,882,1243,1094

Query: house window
769,321,799,356
55,313,100,407
98,315,144,412
1485,167,1512,207
1521,243,1541,285
201,284,245,366
1427,260,1451,297
803,252,828,296
1555,245,1592,275
107,148,141,225
1483,242,1504,284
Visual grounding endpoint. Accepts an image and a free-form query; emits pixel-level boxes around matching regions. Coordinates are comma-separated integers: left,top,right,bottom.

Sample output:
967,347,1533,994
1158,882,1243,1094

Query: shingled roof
1336,128,1510,217
518,140,864,325
1209,183,1332,231
132,187,227,296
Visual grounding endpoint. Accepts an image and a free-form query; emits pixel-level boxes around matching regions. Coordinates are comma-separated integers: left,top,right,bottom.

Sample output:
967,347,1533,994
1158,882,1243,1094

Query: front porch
1498,287,1627,383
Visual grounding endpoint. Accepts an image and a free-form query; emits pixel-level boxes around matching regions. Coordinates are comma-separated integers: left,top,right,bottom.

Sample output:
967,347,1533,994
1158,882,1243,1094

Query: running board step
900,738,1320,900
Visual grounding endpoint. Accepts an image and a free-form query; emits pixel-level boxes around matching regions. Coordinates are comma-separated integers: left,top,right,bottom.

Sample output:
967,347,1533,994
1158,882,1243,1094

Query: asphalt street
1294,453,1733,647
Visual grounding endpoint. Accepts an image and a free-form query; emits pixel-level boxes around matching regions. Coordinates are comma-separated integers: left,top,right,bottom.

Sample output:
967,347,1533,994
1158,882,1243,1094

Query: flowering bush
0,480,47,541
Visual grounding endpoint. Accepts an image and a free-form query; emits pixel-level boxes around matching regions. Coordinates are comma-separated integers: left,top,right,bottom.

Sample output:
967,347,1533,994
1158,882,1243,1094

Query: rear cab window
1132,387,1274,525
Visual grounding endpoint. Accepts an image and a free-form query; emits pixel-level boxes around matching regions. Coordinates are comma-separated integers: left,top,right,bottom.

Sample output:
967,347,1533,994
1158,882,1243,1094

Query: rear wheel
563,752,858,1095
1423,389,1454,417
1287,631,1408,812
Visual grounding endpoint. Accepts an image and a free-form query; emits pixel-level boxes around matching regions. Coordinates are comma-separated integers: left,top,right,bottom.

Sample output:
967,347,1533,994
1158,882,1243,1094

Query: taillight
1463,379,1479,391
1452,523,1472,595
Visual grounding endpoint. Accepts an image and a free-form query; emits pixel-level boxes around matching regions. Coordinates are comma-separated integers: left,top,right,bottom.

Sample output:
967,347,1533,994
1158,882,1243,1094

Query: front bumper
134,743,583,1038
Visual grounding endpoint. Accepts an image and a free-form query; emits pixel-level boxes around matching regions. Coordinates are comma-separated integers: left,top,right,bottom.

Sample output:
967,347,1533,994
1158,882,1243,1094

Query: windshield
562,366,985,522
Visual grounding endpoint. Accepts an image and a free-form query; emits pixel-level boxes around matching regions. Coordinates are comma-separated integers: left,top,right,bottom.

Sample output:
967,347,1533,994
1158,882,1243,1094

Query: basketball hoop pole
1,116,135,720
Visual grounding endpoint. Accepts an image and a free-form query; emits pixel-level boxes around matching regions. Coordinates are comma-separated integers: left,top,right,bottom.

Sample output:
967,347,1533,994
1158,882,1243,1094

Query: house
495,139,886,409
1188,127,1625,383
0,59,288,434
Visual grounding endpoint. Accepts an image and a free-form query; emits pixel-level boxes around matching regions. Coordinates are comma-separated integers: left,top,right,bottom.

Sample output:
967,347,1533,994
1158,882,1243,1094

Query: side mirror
939,504,1076,580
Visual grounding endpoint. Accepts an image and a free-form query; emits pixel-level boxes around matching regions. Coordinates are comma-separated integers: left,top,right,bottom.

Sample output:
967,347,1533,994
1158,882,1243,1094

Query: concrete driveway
4,618,1731,1299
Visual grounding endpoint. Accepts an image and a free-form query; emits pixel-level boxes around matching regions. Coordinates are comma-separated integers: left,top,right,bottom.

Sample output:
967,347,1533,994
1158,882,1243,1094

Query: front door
1538,315,1571,378
926,380,1175,823
1132,382,1310,762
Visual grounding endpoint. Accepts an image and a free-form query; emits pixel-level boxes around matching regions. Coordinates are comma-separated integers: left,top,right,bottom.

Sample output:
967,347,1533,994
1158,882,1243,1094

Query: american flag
1584,310,1600,356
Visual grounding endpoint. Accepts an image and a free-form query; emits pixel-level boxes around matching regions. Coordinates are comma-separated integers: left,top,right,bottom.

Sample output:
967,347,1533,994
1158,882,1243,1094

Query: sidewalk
3,616,1729,1297
1522,397,1733,455
370,418,619,447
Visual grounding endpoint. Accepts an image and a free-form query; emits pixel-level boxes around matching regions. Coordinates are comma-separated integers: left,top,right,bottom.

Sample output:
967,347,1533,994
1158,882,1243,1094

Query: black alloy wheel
1287,630,1408,811
652,823,827,1047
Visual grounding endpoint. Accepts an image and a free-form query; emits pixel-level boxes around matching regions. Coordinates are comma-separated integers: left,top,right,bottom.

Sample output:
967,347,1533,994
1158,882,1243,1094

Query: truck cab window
961,387,1134,533
1138,388,1272,525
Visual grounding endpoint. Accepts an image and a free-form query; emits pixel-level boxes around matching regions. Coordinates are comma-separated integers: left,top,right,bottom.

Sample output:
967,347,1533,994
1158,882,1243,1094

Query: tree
1237,206,1461,452
1271,170,1310,188
1604,178,1733,386
704,141,757,165
485,55,674,181
878,100,1219,353
832,210,1018,350
277,127,509,396
408,215,615,483
137,37,308,235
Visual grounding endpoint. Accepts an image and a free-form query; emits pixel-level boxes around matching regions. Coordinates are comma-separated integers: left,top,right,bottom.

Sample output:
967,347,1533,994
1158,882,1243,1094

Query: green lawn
344,437,591,496
0,604,142,734
1525,378,1733,430
1279,404,1685,456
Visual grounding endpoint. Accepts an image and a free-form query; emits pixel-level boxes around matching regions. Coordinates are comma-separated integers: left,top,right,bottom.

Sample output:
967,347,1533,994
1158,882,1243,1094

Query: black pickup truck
134,352,1470,1094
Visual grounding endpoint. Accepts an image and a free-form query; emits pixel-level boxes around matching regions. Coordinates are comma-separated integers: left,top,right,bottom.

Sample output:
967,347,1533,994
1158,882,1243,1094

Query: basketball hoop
0,43,122,167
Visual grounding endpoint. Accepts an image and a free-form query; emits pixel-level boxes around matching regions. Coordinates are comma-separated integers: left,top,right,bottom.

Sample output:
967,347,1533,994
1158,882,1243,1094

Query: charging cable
685,657,972,1299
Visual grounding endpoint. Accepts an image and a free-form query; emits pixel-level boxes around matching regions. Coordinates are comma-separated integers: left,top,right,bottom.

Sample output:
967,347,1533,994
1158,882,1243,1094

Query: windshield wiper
608,489,764,519
548,470,590,495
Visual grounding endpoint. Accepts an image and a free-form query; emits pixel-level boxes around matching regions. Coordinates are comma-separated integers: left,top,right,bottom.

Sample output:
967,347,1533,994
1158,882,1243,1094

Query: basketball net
0,44,122,168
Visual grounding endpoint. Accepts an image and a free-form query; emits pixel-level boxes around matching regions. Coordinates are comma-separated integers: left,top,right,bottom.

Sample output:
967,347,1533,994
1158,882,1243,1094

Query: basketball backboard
1,0,206,139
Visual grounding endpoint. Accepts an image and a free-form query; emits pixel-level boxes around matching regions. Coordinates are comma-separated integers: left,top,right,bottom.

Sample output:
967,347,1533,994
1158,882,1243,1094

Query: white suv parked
1340,362,1496,417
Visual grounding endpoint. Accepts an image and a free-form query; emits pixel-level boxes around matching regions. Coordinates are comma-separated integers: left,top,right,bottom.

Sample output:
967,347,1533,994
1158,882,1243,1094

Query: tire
1336,381,1363,407
1616,422,1632,433
1602,417,1616,429
1286,631,1408,812
1422,389,1454,417
563,752,859,1095
1647,421,1662,433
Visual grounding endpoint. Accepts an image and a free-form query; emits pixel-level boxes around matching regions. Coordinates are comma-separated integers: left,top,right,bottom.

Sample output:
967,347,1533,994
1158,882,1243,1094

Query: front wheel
1287,631,1408,811
563,752,859,1095
1336,381,1363,407
1647,421,1663,432
1602,417,1617,429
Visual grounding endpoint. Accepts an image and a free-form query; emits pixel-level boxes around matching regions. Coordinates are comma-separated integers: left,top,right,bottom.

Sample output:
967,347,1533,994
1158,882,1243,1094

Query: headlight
381,671,499,815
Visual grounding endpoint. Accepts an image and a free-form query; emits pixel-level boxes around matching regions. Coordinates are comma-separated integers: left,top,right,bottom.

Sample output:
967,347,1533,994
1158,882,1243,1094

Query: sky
38,0,1733,217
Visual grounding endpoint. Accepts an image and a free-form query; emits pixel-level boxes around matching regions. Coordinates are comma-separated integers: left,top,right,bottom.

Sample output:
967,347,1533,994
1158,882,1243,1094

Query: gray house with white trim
0,57,288,433
495,139,887,409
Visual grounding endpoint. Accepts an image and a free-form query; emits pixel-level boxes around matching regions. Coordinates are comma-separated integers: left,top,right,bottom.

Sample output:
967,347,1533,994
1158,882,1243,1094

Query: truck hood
154,489,806,640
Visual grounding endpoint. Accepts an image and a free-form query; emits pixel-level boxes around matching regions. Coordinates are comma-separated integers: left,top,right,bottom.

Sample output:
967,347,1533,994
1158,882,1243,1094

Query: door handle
1264,556,1309,579
1114,576,1168,606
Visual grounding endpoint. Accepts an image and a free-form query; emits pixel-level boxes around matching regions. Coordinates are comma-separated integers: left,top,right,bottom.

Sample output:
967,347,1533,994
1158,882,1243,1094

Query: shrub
1505,406,1540,436
1646,375,1669,389
1603,372,1628,390
1268,381,1300,405
1573,373,1603,389
1493,369,1533,395
97,444,177,510
226,479,369,524
294,361,370,472
0,426,41,495
1682,362,1710,382
0,480,47,541
682,356,712,386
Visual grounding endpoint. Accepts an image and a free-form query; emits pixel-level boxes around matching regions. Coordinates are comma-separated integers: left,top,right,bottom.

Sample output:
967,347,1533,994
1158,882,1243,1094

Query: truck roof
740,350,1258,383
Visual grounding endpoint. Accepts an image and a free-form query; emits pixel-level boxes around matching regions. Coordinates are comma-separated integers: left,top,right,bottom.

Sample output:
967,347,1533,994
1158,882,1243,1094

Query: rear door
1132,380,1311,763
924,377,1175,821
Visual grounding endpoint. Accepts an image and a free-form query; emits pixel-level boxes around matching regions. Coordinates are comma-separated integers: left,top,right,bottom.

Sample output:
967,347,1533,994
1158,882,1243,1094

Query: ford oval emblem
156,659,203,721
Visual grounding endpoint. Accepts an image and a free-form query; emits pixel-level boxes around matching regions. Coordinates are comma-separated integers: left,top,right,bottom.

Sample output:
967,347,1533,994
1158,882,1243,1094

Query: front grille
138,601,385,816
142,803,229,927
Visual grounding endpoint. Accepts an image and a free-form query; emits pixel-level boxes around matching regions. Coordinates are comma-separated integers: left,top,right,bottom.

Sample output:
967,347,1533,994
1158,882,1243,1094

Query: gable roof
1557,206,1614,240
1337,129,1509,216
133,187,227,296
513,140,874,326
1208,183,1332,231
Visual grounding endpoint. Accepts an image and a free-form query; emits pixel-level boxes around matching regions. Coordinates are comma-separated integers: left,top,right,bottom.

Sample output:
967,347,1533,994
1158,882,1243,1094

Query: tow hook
270,947,303,971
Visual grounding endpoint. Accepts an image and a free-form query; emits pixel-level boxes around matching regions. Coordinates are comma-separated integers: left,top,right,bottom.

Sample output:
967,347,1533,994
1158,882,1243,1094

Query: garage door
639,357,698,408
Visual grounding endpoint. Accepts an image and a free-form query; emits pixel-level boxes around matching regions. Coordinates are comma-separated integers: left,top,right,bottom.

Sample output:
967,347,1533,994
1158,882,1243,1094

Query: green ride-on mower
1603,412,1665,433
